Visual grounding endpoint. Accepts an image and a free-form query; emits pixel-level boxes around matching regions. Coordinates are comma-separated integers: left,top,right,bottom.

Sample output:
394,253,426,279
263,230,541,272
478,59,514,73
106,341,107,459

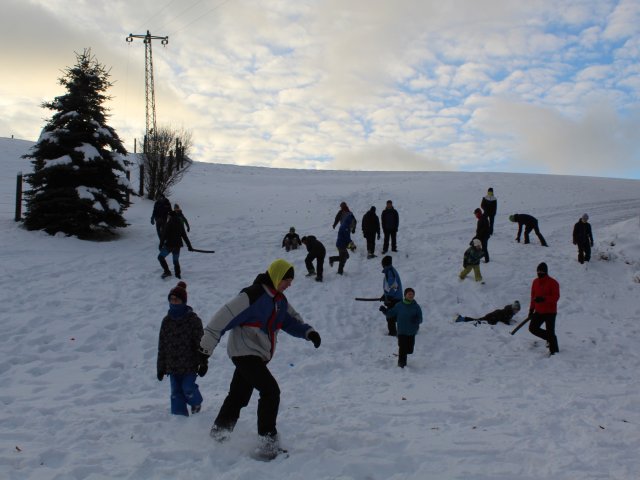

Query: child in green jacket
381,288,423,368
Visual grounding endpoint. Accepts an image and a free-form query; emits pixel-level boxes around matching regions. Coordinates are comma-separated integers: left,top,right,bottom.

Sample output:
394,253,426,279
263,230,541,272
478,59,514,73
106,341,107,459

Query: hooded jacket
160,212,193,250
573,219,593,245
481,195,497,216
386,300,423,336
157,308,203,375
530,275,560,314
362,207,381,237
382,265,403,301
200,270,317,361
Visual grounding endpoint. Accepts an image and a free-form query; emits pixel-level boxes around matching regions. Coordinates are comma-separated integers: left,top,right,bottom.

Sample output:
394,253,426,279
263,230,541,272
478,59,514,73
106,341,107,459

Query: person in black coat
474,207,491,262
301,236,326,282
456,301,521,325
158,210,194,279
381,200,399,253
509,213,548,246
480,187,497,235
361,206,381,259
151,193,172,240
573,213,594,264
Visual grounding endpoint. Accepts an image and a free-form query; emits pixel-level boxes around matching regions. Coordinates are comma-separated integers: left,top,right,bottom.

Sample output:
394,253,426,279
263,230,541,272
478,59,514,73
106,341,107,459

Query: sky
2,136,640,479
1,0,640,177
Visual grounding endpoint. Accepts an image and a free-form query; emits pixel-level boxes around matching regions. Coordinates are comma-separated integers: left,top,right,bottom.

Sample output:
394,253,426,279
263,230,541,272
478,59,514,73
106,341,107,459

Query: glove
534,296,544,303
188,246,194,251
157,368,165,381
197,352,209,377
380,294,385,301
308,331,321,348
187,226,190,232
379,305,388,314
151,217,155,225
528,308,534,317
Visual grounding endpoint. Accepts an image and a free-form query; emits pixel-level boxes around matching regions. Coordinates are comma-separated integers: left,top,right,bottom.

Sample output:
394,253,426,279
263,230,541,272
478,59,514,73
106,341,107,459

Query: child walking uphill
156,281,207,416
380,288,423,368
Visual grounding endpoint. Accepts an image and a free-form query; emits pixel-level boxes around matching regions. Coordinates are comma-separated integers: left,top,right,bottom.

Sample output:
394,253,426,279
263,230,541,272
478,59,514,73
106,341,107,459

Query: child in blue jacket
381,287,423,368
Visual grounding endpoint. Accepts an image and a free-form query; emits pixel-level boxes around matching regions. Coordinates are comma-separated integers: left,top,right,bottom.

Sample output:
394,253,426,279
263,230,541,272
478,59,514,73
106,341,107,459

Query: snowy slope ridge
1,136,639,480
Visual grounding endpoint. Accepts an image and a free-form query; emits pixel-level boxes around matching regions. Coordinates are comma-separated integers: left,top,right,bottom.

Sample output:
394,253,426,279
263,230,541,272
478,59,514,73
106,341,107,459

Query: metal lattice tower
126,30,168,144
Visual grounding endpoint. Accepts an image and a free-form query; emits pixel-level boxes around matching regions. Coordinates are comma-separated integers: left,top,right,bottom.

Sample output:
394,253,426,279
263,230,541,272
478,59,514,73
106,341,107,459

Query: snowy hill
1,136,640,479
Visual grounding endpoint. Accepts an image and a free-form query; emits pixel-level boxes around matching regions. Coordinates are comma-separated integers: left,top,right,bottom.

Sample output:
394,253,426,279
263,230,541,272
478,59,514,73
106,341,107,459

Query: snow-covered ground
1,136,639,479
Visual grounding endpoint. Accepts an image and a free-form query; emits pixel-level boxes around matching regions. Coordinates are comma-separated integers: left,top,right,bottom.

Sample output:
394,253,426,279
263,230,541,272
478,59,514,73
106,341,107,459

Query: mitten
151,217,155,225
197,353,209,377
534,296,544,303
379,306,388,314
528,308,534,317
308,331,321,348
157,368,165,381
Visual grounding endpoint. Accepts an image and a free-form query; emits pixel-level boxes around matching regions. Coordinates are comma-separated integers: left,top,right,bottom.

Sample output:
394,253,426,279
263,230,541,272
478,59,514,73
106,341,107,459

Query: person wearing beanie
480,188,497,235
158,209,194,279
281,226,301,252
381,200,399,254
459,238,486,282
173,203,190,232
572,214,594,264
329,209,356,275
301,235,326,282
528,262,560,355
362,206,381,259
509,213,548,247
456,300,521,325
379,255,403,336
379,287,423,368
474,207,491,262
199,259,321,458
156,281,206,416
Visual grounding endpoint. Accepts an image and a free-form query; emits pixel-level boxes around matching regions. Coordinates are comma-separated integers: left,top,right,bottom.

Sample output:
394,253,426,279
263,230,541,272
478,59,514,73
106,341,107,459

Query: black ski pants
383,229,397,252
364,233,377,255
397,334,416,366
529,312,559,354
384,297,401,335
305,252,325,279
329,247,349,273
577,241,591,263
523,222,547,246
214,355,280,436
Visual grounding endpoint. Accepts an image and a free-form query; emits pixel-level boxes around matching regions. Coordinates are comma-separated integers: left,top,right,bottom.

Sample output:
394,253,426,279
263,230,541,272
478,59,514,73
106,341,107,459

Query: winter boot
159,257,172,278
210,424,232,442
305,269,316,277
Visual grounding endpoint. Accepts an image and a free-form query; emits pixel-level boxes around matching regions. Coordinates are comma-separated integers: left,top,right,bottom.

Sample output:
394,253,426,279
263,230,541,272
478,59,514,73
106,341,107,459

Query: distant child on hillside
282,227,301,251
380,288,423,368
459,239,486,282
156,281,207,416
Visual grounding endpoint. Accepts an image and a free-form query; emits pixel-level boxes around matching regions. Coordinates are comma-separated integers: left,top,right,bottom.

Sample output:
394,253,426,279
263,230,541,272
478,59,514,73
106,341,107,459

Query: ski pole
510,315,531,335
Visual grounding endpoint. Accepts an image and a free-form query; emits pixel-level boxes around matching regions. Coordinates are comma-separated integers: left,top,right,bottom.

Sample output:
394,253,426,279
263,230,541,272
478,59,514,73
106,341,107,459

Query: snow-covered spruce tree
23,48,132,239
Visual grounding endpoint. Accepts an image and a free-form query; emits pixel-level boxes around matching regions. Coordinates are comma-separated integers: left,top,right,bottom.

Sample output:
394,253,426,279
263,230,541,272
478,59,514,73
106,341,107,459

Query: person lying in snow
456,301,521,325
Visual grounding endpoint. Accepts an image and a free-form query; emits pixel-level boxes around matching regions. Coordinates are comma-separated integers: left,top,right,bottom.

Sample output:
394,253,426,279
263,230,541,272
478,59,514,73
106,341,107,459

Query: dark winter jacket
282,232,302,247
152,197,172,223
463,246,485,267
573,220,593,246
160,212,193,250
481,195,497,217
157,308,204,375
475,213,490,240
530,275,560,314
303,235,326,257
200,273,317,361
386,299,423,336
381,207,399,232
362,208,381,237
480,305,517,325
175,210,190,231
336,212,354,249
382,265,403,301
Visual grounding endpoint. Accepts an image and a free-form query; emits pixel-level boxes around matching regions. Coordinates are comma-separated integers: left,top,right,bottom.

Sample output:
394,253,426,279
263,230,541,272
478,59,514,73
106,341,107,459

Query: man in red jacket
528,262,560,355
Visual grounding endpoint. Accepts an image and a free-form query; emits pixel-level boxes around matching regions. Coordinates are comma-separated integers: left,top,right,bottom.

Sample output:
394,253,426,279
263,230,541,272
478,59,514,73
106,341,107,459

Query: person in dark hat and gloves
474,207,491,262
301,235,326,282
158,210,193,279
528,262,560,355
573,213,594,264
199,259,321,458
379,255,403,336
156,281,206,416
362,206,381,259
509,213,548,246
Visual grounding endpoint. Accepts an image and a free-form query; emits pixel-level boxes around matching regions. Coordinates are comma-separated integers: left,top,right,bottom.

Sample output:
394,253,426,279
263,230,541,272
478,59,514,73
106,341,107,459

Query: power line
167,0,236,37
154,0,207,33
132,0,179,33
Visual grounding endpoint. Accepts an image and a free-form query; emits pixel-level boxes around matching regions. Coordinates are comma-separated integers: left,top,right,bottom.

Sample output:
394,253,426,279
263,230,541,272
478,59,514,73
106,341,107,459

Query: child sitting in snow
156,281,207,416
380,288,423,368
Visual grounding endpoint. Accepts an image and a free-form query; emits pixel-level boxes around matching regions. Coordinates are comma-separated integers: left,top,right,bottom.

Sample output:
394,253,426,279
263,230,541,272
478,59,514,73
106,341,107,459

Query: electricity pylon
126,30,168,147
